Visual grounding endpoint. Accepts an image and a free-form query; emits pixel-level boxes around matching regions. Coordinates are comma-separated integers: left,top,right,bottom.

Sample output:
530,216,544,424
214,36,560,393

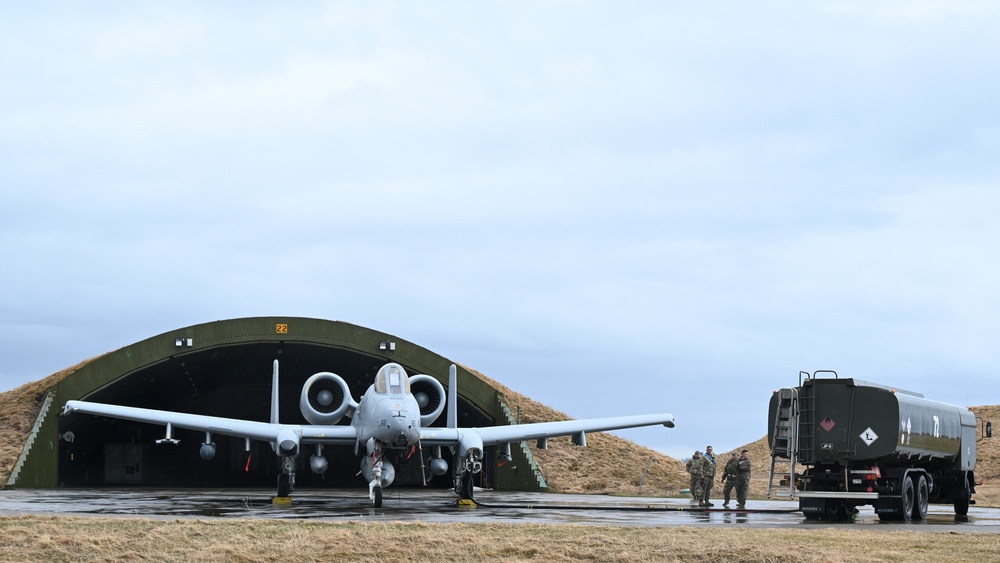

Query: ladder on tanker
767,387,799,498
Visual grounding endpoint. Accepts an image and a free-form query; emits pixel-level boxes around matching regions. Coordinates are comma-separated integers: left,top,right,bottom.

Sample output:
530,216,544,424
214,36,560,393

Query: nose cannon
384,414,420,448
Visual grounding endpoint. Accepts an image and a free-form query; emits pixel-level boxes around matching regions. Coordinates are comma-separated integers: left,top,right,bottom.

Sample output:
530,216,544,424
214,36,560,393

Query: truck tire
955,476,971,516
912,475,929,520
900,477,914,522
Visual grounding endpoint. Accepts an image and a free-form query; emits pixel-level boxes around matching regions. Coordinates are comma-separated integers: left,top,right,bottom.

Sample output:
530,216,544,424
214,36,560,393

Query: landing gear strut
366,442,388,508
275,456,296,501
368,460,385,508
454,448,483,507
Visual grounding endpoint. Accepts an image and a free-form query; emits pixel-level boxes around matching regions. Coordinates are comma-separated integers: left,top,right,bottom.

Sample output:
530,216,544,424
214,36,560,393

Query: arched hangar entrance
12,318,544,493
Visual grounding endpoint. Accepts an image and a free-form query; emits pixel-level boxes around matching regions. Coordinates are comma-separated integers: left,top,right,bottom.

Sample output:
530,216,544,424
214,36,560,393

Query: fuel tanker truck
767,370,982,521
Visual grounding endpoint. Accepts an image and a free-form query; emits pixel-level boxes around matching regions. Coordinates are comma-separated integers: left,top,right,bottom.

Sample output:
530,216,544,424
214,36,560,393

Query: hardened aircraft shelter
7,317,546,492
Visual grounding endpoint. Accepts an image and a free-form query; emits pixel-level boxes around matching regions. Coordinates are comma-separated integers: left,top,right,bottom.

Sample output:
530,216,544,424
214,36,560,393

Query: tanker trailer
767,370,978,521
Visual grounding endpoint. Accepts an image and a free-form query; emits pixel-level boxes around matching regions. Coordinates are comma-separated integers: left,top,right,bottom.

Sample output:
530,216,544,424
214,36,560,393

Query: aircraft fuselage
354,387,422,449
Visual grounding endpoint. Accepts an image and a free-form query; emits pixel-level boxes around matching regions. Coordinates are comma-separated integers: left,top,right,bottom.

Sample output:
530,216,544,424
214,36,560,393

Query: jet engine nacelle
408,374,446,427
299,371,356,425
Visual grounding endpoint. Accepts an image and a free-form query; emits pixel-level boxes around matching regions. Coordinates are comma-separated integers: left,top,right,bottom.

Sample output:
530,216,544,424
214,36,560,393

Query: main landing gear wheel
454,471,478,507
277,473,291,498
372,486,383,508
460,472,475,501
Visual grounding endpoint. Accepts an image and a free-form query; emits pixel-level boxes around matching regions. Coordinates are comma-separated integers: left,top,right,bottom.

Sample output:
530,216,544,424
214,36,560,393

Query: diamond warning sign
860,427,879,446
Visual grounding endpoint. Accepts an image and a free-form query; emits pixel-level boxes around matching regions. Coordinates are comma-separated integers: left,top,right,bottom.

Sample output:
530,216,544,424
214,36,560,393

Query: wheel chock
272,496,293,505
456,498,478,508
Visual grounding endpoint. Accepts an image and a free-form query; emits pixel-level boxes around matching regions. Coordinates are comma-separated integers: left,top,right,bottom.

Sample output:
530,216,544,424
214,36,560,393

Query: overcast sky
2,2,999,461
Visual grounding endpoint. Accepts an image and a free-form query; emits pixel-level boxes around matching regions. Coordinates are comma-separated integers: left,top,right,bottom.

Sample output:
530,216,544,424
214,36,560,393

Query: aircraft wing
299,425,362,444
62,400,357,444
416,413,674,447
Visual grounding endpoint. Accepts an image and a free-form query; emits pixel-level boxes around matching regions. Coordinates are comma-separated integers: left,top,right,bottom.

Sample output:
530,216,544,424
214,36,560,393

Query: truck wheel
912,475,929,520
900,477,914,522
836,504,854,520
955,477,971,516
824,501,850,521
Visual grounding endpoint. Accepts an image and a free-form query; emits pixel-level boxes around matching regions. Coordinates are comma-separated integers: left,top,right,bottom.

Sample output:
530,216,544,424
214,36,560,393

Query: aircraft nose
388,415,419,447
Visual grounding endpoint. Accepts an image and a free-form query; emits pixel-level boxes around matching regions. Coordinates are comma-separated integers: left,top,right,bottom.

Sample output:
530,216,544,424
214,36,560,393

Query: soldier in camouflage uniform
720,451,739,507
735,449,752,508
699,445,717,507
685,451,703,502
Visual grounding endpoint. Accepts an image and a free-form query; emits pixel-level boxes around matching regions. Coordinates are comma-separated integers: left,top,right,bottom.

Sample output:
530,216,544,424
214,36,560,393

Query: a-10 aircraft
62,360,675,507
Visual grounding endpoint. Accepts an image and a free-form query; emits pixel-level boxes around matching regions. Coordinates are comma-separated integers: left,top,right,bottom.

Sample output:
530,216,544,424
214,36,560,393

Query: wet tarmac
1,488,998,531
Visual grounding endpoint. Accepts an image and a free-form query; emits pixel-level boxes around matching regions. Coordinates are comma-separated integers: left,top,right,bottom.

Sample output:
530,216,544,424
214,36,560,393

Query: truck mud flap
800,497,826,516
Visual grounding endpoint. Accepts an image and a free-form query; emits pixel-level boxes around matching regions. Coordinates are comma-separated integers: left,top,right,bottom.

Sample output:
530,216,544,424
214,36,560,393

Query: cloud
1,2,999,458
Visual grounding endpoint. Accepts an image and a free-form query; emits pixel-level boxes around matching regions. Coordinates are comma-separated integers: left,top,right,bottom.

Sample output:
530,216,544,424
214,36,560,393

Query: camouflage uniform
735,452,752,507
700,450,717,506
720,453,739,505
685,452,703,501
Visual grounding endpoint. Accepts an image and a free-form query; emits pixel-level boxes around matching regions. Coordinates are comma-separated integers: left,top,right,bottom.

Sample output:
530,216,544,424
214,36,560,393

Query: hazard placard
860,427,879,446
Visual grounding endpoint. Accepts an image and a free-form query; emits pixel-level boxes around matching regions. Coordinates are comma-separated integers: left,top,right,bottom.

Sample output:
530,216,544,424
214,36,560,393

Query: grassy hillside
0,357,107,483
1,361,996,508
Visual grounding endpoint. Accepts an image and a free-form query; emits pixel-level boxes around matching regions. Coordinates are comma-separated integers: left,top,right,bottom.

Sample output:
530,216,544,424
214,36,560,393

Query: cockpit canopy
374,363,411,395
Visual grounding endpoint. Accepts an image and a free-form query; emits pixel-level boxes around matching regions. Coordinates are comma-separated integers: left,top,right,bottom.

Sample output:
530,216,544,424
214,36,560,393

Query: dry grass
0,357,105,484
0,515,999,563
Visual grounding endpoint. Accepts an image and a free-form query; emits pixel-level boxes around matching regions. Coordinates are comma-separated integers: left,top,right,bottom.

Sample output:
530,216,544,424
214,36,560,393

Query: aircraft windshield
374,364,410,395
